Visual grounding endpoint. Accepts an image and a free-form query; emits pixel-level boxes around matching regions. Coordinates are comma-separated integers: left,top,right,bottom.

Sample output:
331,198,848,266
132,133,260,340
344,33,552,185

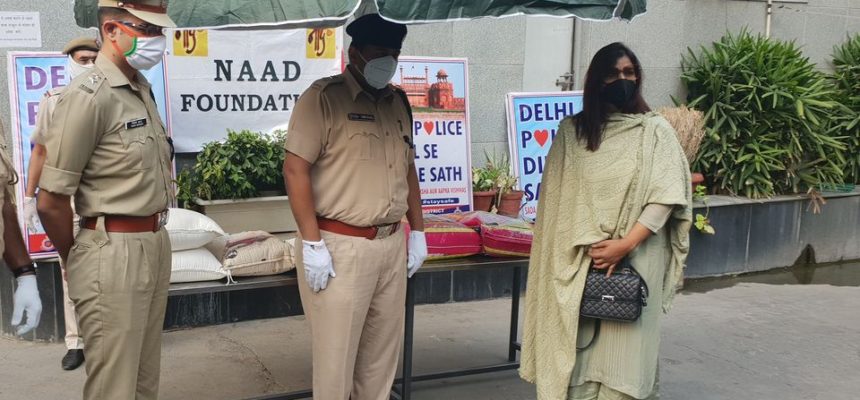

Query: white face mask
125,35,166,70
359,53,398,89
68,56,94,80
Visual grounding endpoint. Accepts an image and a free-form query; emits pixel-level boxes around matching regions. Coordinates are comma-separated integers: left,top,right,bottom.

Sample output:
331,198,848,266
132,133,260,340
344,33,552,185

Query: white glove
23,196,40,233
11,275,42,336
302,239,336,293
407,231,428,278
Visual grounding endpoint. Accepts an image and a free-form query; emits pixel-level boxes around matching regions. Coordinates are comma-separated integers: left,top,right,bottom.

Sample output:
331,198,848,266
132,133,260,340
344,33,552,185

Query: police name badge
348,113,375,122
126,118,148,129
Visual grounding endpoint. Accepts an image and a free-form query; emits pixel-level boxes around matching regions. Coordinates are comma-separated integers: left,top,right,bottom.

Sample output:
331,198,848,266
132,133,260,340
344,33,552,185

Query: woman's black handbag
577,258,649,351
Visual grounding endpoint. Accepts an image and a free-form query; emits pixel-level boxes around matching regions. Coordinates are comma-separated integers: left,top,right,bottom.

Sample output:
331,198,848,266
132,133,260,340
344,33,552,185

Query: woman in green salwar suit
519,43,693,400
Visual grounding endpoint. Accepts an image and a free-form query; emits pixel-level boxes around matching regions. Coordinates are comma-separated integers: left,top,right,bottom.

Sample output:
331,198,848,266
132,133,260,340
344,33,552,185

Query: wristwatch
12,262,37,278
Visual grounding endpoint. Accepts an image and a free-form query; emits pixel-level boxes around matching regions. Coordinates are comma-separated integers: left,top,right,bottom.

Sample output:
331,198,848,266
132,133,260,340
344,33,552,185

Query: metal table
247,255,528,400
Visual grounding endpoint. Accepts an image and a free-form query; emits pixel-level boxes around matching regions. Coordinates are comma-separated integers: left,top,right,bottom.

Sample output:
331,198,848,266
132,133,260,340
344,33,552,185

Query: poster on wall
506,91,583,221
165,28,343,152
393,57,472,213
6,52,167,259
0,12,42,48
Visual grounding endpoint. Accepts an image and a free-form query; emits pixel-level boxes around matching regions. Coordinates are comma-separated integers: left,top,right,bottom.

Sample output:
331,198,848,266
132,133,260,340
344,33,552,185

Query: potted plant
472,164,499,212
486,153,524,218
659,105,706,190
175,129,297,234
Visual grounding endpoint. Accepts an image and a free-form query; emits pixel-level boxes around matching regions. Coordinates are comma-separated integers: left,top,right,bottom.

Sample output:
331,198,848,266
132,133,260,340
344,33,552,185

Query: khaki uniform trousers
62,213,84,350
296,226,407,400
66,220,171,400
61,276,84,350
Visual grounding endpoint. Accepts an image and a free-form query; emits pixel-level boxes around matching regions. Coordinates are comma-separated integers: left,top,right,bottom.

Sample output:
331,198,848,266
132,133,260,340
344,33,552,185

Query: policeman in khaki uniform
37,1,175,399
25,36,99,372
0,119,42,337
284,14,428,400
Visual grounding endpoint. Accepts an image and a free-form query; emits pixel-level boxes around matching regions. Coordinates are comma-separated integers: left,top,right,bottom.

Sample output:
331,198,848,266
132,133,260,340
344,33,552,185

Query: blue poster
6,52,167,258
506,91,583,222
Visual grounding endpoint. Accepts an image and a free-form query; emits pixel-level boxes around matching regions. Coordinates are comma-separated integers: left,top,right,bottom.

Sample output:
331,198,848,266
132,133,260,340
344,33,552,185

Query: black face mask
601,79,637,110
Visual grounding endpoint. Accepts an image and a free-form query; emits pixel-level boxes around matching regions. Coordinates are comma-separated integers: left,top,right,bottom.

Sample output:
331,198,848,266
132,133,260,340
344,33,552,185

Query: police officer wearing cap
284,13,429,400
25,36,99,372
38,1,174,399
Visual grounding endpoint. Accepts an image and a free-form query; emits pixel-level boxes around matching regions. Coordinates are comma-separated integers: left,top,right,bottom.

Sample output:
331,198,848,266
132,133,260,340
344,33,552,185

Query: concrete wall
400,16,574,166
0,1,573,170
2,0,857,167
0,1,93,144
574,0,860,108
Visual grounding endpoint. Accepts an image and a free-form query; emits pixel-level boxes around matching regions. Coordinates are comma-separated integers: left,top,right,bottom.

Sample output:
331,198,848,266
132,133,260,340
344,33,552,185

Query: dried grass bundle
658,105,705,165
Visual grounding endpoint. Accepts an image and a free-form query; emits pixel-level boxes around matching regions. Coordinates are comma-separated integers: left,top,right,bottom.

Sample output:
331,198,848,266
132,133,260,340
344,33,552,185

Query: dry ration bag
448,212,533,257
170,247,225,283
165,208,226,251
423,214,482,261
221,231,294,279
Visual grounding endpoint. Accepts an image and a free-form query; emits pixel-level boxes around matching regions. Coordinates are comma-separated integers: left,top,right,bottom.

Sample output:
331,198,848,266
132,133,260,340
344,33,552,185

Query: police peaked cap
346,14,407,50
63,37,99,55
98,0,176,28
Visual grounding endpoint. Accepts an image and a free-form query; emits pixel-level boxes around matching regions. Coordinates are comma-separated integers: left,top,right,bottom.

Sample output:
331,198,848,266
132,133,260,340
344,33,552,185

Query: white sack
165,208,226,251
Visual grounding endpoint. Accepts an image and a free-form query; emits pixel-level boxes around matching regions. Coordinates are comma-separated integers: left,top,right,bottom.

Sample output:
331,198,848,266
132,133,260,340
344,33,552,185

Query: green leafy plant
831,34,860,184
694,214,715,235
177,129,286,206
693,184,708,202
472,151,517,193
486,152,519,197
472,161,500,192
692,184,715,235
681,30,847,198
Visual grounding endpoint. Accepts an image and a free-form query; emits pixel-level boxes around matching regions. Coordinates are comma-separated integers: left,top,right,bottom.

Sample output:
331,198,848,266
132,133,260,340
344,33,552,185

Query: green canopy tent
75,0,645,28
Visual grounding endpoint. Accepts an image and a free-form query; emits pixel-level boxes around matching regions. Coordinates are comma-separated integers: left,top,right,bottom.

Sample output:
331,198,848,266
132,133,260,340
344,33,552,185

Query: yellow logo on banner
173,30,208,57
306,29,336,59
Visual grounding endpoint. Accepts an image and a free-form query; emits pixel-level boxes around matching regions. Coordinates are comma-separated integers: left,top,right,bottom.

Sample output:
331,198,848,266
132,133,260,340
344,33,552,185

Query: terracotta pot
691,172,705,190
497,190,525,218
472,190,497,212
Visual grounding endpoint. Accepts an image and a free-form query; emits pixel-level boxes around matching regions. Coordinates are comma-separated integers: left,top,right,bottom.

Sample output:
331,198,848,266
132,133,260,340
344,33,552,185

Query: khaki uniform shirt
285,67,414,227
30,86,64,146
40,57,172,217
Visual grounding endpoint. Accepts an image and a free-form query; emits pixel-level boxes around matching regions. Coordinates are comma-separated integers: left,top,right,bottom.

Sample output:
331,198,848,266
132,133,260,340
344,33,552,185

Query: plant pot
691,172,705,190
472,190,497,212
497,190,525,218
195,195,297,234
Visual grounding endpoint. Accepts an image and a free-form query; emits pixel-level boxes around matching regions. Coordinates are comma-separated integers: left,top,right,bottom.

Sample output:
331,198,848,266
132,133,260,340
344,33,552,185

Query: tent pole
570,18,582,90
765,0,773,38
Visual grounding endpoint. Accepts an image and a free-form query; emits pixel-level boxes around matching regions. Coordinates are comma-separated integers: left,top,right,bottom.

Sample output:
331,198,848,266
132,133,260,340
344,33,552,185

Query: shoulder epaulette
311,75,345,91
75,72,106,95
45,86,66,98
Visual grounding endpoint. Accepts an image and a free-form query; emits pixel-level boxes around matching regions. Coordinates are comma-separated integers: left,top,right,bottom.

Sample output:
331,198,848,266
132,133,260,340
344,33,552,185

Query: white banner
165,28,343,152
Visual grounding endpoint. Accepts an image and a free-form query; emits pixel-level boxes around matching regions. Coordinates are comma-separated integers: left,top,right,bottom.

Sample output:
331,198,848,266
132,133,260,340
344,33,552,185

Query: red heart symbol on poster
423,121,434,135
534,129,549,147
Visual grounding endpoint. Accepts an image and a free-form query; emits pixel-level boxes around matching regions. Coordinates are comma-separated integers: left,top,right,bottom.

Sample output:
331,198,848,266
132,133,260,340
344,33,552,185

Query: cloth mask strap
107,23,140,57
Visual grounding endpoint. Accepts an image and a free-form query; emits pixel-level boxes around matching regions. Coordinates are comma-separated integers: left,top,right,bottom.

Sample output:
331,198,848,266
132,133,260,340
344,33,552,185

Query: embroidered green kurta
519,112,693,400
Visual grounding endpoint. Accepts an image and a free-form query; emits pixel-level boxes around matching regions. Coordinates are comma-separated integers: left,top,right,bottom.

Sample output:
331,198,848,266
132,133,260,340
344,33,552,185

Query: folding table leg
508,266,522,362
401,276,416,400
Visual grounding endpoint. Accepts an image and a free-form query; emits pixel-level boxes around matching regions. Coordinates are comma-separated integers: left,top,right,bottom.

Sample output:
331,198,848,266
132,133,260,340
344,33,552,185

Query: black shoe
61,349,85,371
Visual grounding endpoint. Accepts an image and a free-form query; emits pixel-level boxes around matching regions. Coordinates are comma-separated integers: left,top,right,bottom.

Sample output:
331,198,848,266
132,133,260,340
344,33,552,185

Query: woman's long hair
575,42,651,151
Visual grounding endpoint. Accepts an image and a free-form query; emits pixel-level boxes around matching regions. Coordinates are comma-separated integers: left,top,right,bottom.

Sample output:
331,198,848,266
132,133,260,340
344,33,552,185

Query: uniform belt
82,211,168,233
317,217,399,240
